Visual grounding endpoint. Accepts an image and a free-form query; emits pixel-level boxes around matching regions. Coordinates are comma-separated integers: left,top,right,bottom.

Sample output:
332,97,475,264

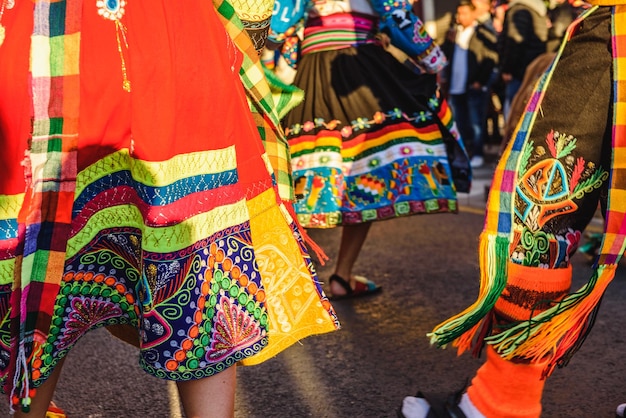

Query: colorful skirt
284,42,469,228
0,0,339,409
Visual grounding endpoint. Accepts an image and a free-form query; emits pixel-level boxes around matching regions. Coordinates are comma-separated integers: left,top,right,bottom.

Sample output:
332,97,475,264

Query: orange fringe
488,264,616,375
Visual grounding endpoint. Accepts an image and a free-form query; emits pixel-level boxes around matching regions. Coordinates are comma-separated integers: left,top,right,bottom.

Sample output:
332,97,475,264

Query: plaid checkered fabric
8,0,82,408
214,0,300,201
599,8,626,265
430,5,626,374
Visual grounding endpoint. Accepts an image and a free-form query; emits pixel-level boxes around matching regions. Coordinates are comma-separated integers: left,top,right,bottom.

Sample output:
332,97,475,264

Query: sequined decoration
96,0,131,91
0,0,15,47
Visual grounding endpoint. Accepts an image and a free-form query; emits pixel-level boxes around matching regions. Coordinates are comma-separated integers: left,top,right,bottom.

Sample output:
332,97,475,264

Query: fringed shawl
429,5,626,376
215,0,301,202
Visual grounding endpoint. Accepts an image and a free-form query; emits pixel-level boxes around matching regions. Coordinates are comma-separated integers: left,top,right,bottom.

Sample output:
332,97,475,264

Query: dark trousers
449,88,490,158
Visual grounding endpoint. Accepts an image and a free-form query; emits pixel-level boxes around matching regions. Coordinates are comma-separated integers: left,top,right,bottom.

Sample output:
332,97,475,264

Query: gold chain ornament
96,0,131,91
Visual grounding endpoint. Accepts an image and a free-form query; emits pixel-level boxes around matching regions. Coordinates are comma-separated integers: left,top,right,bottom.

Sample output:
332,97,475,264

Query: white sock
400,393,486,418
616,403,626,417
458,393,485,418
400,396,430,418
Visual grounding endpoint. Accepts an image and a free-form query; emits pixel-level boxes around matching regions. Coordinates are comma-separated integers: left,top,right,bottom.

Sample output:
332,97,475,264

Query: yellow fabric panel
241,189,338,365
0,193,24,220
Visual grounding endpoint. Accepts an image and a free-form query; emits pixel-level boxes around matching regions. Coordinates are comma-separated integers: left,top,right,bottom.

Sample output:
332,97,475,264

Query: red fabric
1,0,272,196
0,0,32,195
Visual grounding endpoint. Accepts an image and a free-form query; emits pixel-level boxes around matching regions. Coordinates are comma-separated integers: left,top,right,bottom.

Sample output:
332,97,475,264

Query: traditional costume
0,0,339,412
268,0,471,229
417,3,626,417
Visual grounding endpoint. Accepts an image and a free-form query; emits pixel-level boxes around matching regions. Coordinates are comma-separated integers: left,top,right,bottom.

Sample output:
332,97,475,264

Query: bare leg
176,365,236,418
330,222,372,296
14,357,65,418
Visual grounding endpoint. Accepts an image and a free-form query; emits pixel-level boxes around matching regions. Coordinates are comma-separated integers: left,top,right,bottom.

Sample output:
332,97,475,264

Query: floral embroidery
302,121,315,132
428,96,440,111
286,104,435,138
352,117,371,131
400,146,412,155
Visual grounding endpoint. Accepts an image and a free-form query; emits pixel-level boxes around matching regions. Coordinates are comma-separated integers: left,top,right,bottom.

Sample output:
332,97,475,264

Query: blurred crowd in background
438,0,589,168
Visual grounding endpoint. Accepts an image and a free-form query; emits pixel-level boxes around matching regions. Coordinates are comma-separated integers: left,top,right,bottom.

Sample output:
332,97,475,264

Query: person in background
473,0,493,19
485,0,510,150
0,0,339,416
547,0,585,52
498,0,548,121
500,51,556,152
491,0,509,33
401,3,626,417
268,0,471,299
442,0,499,169
501,0,588,150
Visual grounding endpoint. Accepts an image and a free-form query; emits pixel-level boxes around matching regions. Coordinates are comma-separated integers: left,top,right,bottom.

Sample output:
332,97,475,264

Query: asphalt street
6,164,624,418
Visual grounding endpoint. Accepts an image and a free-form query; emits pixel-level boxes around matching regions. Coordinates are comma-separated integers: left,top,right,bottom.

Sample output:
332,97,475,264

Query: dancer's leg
330,222,372,296
176,365,237,418
464,9,613,417
14,358,65,418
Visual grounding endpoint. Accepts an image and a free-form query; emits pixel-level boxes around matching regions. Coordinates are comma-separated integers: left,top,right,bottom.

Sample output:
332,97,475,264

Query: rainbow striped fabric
300,13,379,55
288,97,463,228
